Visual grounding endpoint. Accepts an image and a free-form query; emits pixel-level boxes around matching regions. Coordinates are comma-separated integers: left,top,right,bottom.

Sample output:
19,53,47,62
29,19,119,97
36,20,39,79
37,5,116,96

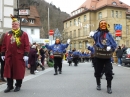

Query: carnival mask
99,20,107,30
55,39,60,44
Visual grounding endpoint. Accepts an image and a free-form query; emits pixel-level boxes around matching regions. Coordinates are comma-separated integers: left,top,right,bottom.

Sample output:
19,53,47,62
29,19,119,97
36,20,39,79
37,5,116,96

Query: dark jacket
40,48,45,58
116,49,123,58
28,48,38,65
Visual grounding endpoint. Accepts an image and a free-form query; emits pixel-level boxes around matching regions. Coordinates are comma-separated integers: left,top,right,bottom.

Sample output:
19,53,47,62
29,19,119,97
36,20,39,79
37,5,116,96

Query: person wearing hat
39,45,46,70
67,51,73,66
89,20,117,94
1,14,30,93
45,38,70,75
28,45,38,74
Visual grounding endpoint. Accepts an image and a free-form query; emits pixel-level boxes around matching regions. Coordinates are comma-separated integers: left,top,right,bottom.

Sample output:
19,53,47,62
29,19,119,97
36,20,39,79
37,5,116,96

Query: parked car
122,48,130,66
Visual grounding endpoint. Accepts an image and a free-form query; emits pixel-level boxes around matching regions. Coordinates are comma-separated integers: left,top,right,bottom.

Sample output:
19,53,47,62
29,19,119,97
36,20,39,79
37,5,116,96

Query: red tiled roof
21,6,41,27
64,0,130,22
78,0,129,10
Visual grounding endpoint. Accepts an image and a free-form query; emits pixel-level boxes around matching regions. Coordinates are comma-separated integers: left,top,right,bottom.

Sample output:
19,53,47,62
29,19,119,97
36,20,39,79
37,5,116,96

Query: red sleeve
23,32,30,56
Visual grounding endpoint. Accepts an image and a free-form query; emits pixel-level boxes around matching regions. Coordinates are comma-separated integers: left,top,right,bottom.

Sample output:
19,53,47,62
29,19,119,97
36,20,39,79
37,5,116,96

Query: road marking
0,68,53,92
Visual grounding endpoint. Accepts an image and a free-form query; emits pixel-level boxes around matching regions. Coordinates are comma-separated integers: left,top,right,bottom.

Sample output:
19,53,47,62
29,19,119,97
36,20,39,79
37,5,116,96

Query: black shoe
59,71,62,74
14,87,20,92
4,87,14,93
41,65,45,70
96,85,101,90
30,72,35,75
107,87,112,94
54,72,58,75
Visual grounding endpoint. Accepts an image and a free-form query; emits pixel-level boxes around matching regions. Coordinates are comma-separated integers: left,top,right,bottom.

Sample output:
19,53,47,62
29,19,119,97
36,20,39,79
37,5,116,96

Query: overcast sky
45,0,130,14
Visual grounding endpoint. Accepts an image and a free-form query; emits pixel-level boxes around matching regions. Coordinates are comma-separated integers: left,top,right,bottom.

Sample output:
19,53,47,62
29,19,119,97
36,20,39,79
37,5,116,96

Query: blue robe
45,43,69,53
88,46,95,54
93,31,117,50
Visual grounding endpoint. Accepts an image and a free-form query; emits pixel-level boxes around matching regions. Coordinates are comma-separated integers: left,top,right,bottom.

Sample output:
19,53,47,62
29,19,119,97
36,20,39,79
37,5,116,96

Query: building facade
63,0,130,51
0,0,17,35
21,6,42,44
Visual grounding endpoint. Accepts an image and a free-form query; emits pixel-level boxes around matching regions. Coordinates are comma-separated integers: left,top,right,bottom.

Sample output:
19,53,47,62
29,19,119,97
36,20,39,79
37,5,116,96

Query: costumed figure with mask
72,49,79,66
67,51,73,66
89,20,117,94
45,38,70,75
1,14,30,93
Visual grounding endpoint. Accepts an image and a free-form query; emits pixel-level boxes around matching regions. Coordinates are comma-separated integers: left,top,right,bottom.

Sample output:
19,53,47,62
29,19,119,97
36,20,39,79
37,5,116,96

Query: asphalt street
0,61,130,97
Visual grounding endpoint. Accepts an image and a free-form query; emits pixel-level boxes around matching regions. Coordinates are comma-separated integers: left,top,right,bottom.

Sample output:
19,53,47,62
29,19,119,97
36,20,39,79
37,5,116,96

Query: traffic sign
49,30,54,35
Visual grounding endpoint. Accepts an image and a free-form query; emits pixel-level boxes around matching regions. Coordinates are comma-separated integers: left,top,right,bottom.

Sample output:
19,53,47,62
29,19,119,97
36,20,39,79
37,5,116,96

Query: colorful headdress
10,14,18,22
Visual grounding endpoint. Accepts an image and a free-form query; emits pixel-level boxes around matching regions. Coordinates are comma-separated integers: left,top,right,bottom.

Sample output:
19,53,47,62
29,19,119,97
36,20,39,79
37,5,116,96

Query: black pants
73,57,79,66
7,78,22,87
0,56,5,78
30,63,36,74
95,58,113,81
54,57,62,72
91,57,96,71
68,61,72,66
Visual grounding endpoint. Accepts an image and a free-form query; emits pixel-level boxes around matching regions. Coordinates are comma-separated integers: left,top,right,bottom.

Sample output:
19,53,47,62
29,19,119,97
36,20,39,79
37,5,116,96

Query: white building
21,6,42,44
0,0,17,35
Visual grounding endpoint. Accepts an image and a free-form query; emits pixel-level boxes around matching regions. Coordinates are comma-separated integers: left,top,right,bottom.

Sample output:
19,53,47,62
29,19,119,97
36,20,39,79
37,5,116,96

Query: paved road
0,61,130,97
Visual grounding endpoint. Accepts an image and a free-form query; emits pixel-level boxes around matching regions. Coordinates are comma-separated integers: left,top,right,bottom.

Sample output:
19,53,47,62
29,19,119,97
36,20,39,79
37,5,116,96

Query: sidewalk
0,63,49,85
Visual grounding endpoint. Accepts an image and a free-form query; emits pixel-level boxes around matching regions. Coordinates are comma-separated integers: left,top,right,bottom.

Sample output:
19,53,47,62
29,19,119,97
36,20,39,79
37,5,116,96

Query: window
70,21,72,26
70,31,72,38
78,29,80,37
85,41,88,48
126,40,129,47
66,22,67,28
74,19,76,26
98,12,102,19
74,43,76,48
84,15,86,22
126,25,129,34
79,42,82,48
111,10,114,17
73,30,76,38
119,11,122,18
29,19,34,24
78,17,80,25
65,32,68,39
31,29,34,35
83,27,87,36
116,11,118,18
112,2,117,5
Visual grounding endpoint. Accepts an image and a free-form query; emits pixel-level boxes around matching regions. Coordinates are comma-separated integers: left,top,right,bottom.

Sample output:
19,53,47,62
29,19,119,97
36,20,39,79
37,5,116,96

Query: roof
21,6,41,27
64,0,130,22
78,0,129,10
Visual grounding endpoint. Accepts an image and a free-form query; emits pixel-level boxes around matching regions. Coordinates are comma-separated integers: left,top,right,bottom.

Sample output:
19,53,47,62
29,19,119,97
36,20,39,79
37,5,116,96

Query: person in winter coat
0,33,6,82
67,51,73,66
89,20,117,94
45,38,70,75
72,50,79,66
39,46,46,70
28,45,38,74
1,15,30,93
116,46,123,66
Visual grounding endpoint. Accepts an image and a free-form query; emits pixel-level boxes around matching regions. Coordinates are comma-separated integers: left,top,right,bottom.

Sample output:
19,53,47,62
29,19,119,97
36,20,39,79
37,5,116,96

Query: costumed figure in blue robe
45,38,70,75
89,20,117,94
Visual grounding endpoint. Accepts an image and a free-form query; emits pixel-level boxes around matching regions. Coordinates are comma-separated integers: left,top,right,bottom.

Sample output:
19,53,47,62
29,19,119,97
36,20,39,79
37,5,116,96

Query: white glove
89,31,95,37
23,56,29,61
106,46,111,51
1,56,5,61
67,39,70,44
